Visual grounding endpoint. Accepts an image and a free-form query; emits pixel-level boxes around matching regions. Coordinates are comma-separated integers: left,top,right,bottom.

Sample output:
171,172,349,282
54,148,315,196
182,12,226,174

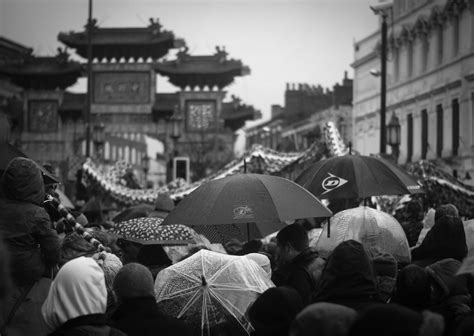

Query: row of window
81,141,145,165
405,98,459,162
392,15,460,82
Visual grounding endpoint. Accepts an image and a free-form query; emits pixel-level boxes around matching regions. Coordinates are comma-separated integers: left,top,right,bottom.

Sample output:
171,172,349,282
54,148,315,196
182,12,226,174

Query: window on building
421,109,428,159
131,148,136,164
124,146,130,162
407,41,413,77
453,16,459,56
394,47,400,82
437,25,443,65
104,142,110,160
407,113,413,162
452,98,460,156
111,145,116,161
118,147,123,160
436,104,443,157
422,36,429,72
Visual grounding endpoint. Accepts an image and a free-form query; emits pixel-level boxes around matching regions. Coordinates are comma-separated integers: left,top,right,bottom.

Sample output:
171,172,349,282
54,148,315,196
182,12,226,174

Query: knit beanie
394,264,431,311
248,286,304,336
113,262,155,299
290,302,357,336
435,204,459,221
92,252,122,295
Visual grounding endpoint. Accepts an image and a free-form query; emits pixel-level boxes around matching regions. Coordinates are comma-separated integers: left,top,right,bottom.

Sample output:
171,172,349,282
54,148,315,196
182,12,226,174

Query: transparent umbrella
315,206,410,263
155,249,274,336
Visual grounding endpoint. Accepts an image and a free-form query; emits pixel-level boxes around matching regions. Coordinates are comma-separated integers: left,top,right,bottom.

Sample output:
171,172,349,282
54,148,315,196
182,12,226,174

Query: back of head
290,302,357,336
394,264,430,310
276,224,308,252
248,286,304,336
154,194,175,212
92,252,123,309
1,157,45,205
41,257,107,332
349,303,444,336
435,204,459,221
113,262,155,300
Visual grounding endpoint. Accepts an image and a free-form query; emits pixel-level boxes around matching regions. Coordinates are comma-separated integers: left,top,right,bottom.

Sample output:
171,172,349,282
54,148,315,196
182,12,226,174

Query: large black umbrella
0,142,59,184
162,173,332,243
295,154,423,200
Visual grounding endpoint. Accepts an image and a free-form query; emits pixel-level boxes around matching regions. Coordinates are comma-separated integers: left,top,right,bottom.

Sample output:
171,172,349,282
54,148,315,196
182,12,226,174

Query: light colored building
352,0,474,182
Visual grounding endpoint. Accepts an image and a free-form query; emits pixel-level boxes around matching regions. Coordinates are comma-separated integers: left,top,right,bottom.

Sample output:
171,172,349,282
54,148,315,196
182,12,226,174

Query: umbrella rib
177,288,202,319
208,259,238,283
159,284,202,300
169,268,201,284
208,287,252,334
211,283,266,292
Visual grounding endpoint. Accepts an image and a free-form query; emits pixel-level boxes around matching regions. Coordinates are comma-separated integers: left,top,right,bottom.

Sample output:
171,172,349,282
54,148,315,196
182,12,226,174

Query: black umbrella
162,173,332,243
296,154,423,200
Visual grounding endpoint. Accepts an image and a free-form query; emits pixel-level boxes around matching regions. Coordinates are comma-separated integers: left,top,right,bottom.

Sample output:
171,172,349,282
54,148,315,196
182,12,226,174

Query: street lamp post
92,122,105,159
86,0,93,157
371,1,392,155
142,154,150,186
387,112,401,163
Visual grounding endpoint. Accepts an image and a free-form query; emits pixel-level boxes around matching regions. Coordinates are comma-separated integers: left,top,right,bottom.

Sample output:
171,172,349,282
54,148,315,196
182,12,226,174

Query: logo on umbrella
233,205,255,220
321,173,348,195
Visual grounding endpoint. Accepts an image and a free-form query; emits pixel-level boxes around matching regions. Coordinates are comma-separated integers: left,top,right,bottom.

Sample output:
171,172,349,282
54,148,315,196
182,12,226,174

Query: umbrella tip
201,275,207,286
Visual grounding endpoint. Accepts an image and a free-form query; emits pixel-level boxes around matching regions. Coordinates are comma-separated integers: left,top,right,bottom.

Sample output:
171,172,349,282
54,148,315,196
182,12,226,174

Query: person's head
113,262,155,301
349,303,444,336
1,157,45,205
245,253,272,279
41,257,107,332
92,252,123,310
290,302,357,336
151,193,175,218
276,224,308,266
435,203,459,221
248,286,304,336
394,264,431,310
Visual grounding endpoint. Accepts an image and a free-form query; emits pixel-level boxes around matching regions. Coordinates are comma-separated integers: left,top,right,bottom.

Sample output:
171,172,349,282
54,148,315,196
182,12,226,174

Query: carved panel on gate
185,100,216,132
93,72,151,104
28,100,58,132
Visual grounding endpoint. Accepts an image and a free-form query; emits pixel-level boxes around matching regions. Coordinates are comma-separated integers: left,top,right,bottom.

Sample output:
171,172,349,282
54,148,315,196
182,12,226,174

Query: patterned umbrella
315,206,410,263
111,217,196,245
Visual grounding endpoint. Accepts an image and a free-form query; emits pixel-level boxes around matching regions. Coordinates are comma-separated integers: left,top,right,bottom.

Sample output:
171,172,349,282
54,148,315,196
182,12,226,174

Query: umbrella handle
327,217,331,238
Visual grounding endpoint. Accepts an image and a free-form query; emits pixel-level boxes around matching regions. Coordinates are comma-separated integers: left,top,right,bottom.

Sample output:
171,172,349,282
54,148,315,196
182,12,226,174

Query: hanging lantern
386,112,401,146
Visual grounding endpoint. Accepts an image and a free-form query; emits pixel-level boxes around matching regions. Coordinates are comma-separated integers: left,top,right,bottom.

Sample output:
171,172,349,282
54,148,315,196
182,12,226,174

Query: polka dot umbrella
111,217,196,245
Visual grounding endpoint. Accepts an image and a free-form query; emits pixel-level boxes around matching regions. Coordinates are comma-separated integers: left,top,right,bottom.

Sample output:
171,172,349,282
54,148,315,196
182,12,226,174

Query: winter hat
113,262,155,299
245,253,272,278
150,193,175,218
248,286,304,336
372,252,398,278
349,303,444,336
92,252,122,295
290,302,357,336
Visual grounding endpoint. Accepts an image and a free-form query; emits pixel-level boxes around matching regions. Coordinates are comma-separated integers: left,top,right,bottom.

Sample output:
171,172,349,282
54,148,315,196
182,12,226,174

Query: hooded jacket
412,215,467,266
271,247,324,304
42,257,124,336
0,157,60,286
312,240,380,311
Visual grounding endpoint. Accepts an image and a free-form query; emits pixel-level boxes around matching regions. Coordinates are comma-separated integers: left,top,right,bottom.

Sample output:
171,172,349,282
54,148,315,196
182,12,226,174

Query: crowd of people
0,156,473,336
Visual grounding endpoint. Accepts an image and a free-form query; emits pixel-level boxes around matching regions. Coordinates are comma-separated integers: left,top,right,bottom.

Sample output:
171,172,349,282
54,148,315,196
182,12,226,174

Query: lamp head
370,1,393,15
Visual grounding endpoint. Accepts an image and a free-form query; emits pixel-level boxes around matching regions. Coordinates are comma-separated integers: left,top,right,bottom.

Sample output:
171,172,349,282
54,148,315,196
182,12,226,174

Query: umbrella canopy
162,173,332,242
56,189,74,209
296,154,423,200
315,206,410,263
111,217,196,245
155,249,274,336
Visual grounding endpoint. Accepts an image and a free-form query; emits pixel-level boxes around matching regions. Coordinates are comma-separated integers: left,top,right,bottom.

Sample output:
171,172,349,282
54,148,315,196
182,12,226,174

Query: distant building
246,72,353,152
352,0,474,182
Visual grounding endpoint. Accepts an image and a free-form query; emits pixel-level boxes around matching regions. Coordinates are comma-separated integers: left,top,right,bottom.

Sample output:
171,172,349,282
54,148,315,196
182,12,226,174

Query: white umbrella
315,206,410,263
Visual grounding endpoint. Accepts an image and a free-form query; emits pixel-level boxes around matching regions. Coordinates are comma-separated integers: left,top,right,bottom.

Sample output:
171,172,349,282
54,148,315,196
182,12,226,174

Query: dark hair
435,204,459,221
276,224,308,252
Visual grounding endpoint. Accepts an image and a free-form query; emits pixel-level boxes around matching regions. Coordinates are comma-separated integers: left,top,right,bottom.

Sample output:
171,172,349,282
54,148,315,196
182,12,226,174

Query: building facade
352,0,474,181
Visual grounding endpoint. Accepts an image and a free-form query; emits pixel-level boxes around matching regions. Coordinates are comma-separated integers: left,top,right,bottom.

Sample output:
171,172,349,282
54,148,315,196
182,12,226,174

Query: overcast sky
0,0,378,126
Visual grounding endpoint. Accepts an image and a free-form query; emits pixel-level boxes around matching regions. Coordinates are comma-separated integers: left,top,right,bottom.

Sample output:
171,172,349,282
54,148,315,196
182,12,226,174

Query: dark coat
0,158,60,286
50,314,125,336
271,248,323,305
110,296,192,336
312,240,381,311
412,215,467,266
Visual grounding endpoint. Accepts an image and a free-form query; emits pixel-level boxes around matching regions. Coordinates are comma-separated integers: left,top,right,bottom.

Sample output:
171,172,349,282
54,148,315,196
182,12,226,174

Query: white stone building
352,0,474,181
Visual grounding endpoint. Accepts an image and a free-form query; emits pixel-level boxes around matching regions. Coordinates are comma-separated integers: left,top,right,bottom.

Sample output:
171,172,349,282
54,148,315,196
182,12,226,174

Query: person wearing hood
411,215,467,267
312,240,381,311
0,157,61,336
272,224,325,305
41,257,125,336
